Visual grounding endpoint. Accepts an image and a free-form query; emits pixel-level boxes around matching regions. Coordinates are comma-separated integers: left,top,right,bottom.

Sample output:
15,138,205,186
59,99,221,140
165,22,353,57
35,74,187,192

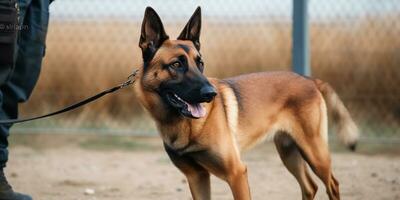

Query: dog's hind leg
164,145,211,200
292,100,340,200
274,133,318,200
295,134,340,200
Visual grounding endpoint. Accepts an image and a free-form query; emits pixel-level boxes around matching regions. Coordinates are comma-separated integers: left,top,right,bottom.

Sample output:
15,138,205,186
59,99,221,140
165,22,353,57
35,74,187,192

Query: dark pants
0,0,50,167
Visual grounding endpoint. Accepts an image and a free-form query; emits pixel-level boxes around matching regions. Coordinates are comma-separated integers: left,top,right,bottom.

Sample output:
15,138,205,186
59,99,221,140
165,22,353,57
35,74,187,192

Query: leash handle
0,69,138,125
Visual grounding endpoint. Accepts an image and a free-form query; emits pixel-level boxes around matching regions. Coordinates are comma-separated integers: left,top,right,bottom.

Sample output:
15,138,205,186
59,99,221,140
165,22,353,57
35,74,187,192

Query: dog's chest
158,125,203,155
163,132,189,150
157,122,185,146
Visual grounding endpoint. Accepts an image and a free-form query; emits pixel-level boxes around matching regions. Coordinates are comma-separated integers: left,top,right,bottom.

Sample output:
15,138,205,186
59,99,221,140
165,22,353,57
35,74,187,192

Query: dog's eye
170,62,181,69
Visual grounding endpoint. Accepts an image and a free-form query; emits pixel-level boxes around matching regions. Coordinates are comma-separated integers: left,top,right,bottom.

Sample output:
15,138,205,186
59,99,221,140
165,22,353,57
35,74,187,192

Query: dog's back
216,71,359,151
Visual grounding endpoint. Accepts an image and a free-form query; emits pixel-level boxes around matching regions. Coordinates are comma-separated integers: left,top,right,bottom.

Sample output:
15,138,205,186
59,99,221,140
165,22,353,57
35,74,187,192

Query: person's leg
0,0,18,84
0,0,33,199
0,0,50,199
0,0,19,170
0,0,50,163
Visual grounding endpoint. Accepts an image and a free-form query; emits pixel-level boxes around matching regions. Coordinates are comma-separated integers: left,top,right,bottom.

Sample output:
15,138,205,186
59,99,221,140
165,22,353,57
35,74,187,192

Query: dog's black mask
159,66,216,119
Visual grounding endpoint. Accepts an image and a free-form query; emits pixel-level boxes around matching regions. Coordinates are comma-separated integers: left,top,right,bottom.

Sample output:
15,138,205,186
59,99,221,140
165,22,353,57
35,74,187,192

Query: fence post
292,0,310,76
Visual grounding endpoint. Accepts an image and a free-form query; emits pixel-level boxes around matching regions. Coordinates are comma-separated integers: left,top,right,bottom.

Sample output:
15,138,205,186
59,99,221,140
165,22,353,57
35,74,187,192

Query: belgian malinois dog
135,7,359,200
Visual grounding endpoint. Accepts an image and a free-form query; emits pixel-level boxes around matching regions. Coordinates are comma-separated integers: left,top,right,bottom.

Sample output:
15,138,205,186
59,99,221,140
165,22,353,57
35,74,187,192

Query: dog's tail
314,79,359,151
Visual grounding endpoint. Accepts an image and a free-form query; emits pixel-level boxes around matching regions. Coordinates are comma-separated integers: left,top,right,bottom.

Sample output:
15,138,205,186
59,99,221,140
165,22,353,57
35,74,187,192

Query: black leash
0,69,139,125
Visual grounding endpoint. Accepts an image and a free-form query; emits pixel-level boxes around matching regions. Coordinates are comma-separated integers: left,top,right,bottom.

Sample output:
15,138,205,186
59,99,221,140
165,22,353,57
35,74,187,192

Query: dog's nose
200,85,217,102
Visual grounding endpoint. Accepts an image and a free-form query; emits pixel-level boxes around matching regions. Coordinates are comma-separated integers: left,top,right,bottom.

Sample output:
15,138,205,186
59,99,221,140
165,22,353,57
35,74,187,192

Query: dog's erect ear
178,7,201,50
139,7,169,62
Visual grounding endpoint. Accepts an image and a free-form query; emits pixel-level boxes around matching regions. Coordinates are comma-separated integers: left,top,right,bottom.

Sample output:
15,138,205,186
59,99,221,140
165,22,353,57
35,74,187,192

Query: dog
134,7,359,200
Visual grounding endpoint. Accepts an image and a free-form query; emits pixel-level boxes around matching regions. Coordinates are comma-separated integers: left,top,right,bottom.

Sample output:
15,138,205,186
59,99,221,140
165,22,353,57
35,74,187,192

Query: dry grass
18,16,400,134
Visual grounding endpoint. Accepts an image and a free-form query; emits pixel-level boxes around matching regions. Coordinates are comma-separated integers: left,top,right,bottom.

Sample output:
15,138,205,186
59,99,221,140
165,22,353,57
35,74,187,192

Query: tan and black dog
135,7,359,200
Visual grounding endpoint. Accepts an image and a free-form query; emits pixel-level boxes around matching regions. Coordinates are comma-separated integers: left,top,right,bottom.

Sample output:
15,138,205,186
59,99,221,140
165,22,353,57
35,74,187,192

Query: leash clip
120,69,139,89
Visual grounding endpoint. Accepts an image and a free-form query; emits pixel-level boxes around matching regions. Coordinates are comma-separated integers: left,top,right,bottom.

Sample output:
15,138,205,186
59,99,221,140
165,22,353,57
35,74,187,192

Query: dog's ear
139,7,169,62
178,7,201,50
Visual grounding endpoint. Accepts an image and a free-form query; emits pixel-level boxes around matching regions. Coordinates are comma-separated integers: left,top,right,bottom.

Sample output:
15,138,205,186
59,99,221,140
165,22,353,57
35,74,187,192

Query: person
0,0,52,199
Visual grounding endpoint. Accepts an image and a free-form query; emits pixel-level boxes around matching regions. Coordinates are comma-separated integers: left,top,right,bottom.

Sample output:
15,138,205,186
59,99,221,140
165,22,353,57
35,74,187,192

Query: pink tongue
187,103,206,118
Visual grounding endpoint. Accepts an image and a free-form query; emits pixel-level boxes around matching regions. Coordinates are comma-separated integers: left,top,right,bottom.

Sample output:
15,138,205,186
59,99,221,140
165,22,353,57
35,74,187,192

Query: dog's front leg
226,163,251,200
185,169,211,200
192,149,251,200
164,144,211,200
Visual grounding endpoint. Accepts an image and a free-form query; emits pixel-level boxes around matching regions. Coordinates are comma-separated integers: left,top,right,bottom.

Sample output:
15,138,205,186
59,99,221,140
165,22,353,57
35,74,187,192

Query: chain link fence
14,0,400,139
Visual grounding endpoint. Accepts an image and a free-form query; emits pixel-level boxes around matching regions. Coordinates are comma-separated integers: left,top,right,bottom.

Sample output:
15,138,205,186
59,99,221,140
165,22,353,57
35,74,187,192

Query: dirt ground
5,134,400,200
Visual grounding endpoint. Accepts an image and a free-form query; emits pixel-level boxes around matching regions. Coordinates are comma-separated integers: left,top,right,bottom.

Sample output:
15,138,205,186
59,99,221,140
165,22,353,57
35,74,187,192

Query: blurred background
14,0,400,140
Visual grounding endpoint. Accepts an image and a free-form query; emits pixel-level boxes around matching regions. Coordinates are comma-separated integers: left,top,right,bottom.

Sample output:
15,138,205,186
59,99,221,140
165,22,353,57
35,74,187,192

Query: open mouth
165,92,206,119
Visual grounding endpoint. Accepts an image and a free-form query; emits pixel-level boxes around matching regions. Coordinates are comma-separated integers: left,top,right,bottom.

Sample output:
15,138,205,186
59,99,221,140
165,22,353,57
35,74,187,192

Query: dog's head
138,7,216,119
